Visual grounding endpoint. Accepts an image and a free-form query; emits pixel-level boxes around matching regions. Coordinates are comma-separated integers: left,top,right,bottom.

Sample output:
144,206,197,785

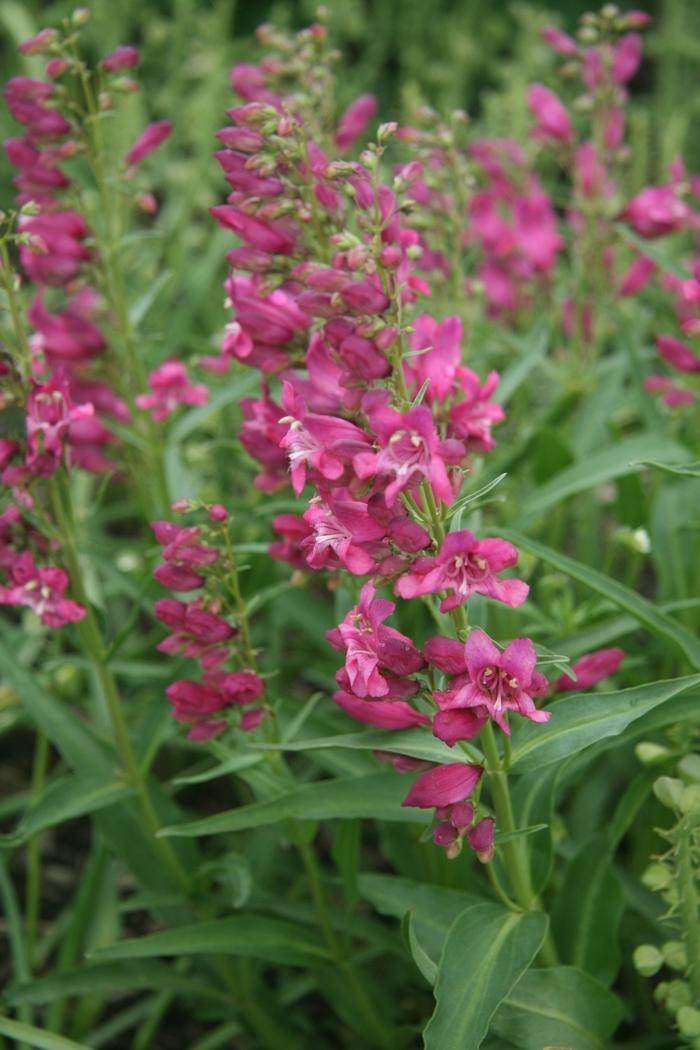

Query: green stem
297,841,391,1047
0,238,32,376
70,45,169,517
677,817,700,1001
481,722,534,911
24,732,49,965
48,474,190,896
0,851,34,1046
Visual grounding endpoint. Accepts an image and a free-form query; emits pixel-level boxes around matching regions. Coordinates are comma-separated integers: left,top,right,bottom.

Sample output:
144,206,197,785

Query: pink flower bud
102,46,139,73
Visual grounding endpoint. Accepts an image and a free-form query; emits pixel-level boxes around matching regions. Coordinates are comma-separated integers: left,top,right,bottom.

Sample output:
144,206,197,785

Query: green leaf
4,961,229,1007
522,434,689,520
511,765,562,893
494,529,700,669
491,966,624,1050
0,774,134,846
173,753,263,786
91,915,329,968
255,728,475,766
0,1016,92,1050
635,458,700,478
160,772,428,838
405,912,438,985
552,836,624,986
497,323,549,404
424,903,547,1050
0,640,108,774
358,874,482,964
509,675,700,773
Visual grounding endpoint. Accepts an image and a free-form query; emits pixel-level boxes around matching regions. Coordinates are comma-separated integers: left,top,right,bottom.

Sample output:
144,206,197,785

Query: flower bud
662,940,687,970
633,944,663,976
635,742,672,765
679,784,700,814
678,1007,700,1039
72,7,91,25
679,754,700,783
641,862,673,892
654,776,684,809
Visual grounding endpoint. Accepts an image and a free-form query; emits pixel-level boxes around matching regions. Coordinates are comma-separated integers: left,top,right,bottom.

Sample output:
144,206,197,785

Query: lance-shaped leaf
424,903,547,1050
160,772,428,838
91,915,329,968
491,965,624,1049
490,529,700,669
509,675,700,773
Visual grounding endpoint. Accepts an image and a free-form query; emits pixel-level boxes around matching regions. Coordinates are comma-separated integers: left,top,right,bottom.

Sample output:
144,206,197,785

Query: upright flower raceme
199,18,561,853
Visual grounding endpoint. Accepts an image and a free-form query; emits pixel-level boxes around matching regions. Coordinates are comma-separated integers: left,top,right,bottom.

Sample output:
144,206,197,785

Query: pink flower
614,34,642,84
155,598,236,657
211,207,296,255
432,708,487,746
354,397,463,507
18,212,90,286
152,522,219,592
279,383,371,497
468,818,495,862
207,669,265,705
554,647,624,693
527,84,572,145
406,314,463,403
125,121,173,168
333,691,429,729
437,630,550,735
0,551,85,628
540,27,578,57
621,185,691,239
335,94,377,151
618,255,656,297
448,370,504,453
644,376,695,408
396,531,528,612
102,46,140,72
402,762,483,809
656,336,700,374
301,491,387,575
340,279,390,316
26,371,94,475
18,29,58,55
326,582,424,698
239,388,289,492
136,360,208,422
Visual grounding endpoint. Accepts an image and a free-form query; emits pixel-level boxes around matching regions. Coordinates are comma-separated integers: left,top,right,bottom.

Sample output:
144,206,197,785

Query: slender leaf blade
493,530,700,668
424,903,547,1050
510,675,700,773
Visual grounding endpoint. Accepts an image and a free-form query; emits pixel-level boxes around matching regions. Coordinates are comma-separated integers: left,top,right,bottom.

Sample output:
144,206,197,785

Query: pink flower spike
402,762,483,809
125,121,172,169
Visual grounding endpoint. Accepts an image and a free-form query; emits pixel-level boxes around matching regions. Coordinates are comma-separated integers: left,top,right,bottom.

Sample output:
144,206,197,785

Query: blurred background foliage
0,0,698,376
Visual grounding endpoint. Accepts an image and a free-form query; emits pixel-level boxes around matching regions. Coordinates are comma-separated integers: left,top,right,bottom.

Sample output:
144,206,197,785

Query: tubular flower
435,630,550,736
395,531,528,612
